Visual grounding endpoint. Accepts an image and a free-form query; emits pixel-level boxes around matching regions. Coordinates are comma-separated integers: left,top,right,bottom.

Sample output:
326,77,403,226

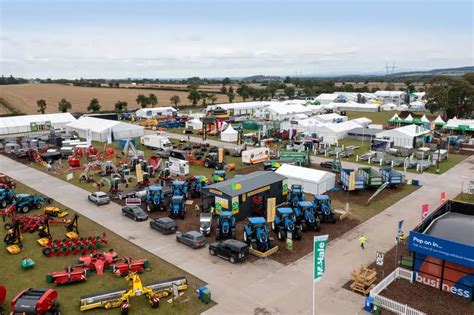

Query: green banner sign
313,235,329,282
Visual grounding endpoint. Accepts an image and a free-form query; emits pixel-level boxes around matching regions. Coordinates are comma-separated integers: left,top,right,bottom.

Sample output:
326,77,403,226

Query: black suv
209,239,249,264
150,217,177,234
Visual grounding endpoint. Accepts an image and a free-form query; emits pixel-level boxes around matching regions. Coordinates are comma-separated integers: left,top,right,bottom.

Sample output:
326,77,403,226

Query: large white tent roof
0,112,76,135
66,117,144,142
267,103,311,115
275,164,336,195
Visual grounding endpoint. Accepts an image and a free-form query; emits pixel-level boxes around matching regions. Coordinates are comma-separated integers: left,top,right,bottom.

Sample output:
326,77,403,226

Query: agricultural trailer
216,211,236,240
243,217,277,256
312,195,337,223
279,151,310,167
271,207,302,241
339,169,365,191
380,167,405,187
293,201,322,231
357,167,383,188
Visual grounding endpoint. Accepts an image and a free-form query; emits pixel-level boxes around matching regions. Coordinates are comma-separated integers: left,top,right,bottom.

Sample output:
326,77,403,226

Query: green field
0,181,214,314
454,192,474,204
320,139,467,175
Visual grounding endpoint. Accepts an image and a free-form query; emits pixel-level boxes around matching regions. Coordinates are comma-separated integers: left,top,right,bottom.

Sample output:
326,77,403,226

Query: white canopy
66,117,144,142
0,113,76,135
404,114,414,122
185,118,203,130
220,124,238,142
275,164,335,195
434,115,446,125
420,115,429,123
390,113,400,120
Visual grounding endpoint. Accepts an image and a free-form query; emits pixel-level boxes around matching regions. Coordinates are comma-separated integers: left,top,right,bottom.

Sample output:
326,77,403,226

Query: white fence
369,267,426,315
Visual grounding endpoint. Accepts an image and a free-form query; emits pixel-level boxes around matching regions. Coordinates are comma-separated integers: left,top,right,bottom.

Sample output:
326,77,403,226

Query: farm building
275,164,335,196
135,107,177,119
220,124,238,142
333,101,380,112
409,200,474,301
375,124,431,148
66,117,144,142
0,113,76,135
314,120,365,145
207,101,270,116
201,171,287,220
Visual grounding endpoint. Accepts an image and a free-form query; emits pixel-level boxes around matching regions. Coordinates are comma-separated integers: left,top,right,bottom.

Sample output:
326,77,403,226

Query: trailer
339,169,365,191
278,151,310,167
357,167,383,188
241,147,270,165
380,167,404,187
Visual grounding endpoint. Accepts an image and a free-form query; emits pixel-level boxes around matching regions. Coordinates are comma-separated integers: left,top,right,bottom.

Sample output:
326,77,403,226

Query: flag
421,204,429,220
440,192,446,203
313,235,329,282
86,129,92,146
396,220,404,244
106,128,112,144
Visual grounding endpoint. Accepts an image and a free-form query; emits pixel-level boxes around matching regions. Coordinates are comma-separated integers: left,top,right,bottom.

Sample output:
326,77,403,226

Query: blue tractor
188,175,209,198
216,211,236,240
313,195,337,223
0,188,16,208
14,194,51,213
288,184,305,207
294,201,321,232
271,208,302,240
170,195,186,219
146,185,166,212
243,217,275,252
172,180,188,198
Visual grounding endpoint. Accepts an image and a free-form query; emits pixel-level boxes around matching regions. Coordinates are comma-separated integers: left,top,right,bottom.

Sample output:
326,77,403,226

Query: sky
0,0,473,79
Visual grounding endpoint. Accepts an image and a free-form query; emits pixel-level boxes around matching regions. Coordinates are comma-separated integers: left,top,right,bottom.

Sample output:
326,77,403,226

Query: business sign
208,189,222,196
440,192,446,203
266,198,276,223
421,204,429,220
247,185,270,197
376,252,384,266
125,198,141,206
215,196,228,210
231,196,239,215
313,235,329,282
409,231,474,268
66,173,73,181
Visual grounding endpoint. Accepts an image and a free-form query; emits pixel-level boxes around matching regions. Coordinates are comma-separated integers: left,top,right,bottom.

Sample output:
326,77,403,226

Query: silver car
88,192,110,205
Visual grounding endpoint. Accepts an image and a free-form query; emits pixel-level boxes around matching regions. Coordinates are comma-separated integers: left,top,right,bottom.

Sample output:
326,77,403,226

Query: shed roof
425,212,474,246
275,164,335,183
203,171,286,197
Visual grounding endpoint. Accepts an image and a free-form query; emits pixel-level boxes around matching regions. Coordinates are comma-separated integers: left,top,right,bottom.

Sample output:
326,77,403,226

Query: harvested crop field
0,83,238,114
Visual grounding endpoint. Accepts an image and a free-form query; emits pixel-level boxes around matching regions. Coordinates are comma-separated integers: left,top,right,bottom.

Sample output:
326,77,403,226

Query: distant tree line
0,75,28,85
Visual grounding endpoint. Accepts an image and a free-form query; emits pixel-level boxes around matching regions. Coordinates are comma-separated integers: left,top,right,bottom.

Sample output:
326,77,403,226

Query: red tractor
11,288,60,315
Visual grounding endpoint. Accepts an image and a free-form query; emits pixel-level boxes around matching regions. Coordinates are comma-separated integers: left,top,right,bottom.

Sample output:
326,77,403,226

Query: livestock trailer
357,167,383,188
380,167,404,187
339,169,365,191
242,147,270,165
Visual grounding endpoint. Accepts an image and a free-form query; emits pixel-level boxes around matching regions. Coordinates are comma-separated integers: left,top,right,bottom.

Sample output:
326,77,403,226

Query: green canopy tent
433,115,446,127
388,113,403,124
402,114,414,124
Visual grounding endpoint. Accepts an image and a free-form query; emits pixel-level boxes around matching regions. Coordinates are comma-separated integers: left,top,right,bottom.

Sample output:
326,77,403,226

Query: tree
87,98,101,112
199,92,209,105
115,100,128,111
220,86,227,94
148,93,158,107
187,89,201,105
425,76,473,118
222,77,231,85
236,84,251,101
37,99,47,114
284,86,295,97
58,98,72,112
462,72,474,85
343,84,354,92
170,95,181,110
136,94,148,108
284,76,292,84
227,91,235,103
208,93,218,105
385,83,396,91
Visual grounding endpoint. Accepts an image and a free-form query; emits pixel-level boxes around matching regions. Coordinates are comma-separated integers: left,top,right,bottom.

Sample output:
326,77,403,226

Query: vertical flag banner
421,204,429,220
86,129,92,146
313,235,329,282
266,198,276,223
396,220,404,244
348,171,356,191
440,192,446,204
107,128,112,144
135,164,143,183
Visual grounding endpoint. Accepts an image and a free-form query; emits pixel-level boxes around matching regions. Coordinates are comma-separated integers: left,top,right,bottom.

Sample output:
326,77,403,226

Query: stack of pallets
350,265,377,295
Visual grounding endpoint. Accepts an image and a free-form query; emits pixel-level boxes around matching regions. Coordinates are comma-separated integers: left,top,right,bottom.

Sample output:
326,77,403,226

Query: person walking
359,234,367,250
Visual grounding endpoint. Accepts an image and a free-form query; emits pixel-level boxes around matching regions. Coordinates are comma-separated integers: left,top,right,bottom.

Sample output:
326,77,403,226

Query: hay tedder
79,272,188,313
42,233,107,257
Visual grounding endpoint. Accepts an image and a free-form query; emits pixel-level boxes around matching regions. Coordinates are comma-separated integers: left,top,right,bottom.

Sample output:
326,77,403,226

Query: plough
42,233,107,256
79,273,187,313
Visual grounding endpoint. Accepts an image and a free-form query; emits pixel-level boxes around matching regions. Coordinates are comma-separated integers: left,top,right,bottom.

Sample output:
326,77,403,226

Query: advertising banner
441,192,446,203
314,235,329,282
421,204,429,220
231,196,239,215
266,198,276,223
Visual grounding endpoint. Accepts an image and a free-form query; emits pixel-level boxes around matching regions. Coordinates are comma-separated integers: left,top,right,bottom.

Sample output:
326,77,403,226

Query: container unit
379,167,405,187
357,167,383,188
339,168,365,191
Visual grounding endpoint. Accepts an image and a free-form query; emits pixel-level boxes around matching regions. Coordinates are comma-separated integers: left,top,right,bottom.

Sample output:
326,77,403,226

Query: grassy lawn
0,181,214,314
319,139,468,175
454,192,474,204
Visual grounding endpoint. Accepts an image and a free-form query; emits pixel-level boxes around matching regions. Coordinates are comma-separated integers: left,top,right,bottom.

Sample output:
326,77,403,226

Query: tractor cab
172,180,187,198
272,207,302,240
146,185,165,212
170,195,185,219
0,188,16,208
188,175,209,198
313,195,336,223
216,211,236,240
212,170,226,183
243,217,276,253
288,184,305,207
294,201,321,232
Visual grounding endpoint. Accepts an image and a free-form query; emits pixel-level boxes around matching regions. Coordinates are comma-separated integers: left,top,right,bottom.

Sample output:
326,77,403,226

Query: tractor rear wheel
1,200,6,208
4,223,12,230
21,206,29,213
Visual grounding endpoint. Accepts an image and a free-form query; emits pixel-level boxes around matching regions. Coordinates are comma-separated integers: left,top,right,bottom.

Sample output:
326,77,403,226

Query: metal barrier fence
369,267,425,315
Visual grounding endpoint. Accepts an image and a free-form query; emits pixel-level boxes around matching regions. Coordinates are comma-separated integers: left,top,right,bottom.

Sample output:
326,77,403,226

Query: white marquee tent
220,124,238,142
185,118,203,130
376,124,430,148
66,117,144,142
0,113,76,135
314,120,364,145
275,164,335,195
135,107,177,119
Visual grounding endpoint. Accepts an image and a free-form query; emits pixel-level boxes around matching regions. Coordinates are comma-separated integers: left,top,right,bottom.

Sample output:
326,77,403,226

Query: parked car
87,192,110,205
320,161,336,169
122,205,149,221
176,231,206,249
209,239,250,264
150,217,177,234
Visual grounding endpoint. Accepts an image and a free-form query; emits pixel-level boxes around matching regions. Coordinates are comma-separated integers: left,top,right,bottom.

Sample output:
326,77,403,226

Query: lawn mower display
44,206,68,218
4,221,23,254
42,233,107,257
271,208,302,241
243,217,278,257
313,195,337,224
79,272,188,313
170,195,186,219
216,211,235,240
11,288,60,315
293,201,321,232
287,184,305,207
145,185,166,212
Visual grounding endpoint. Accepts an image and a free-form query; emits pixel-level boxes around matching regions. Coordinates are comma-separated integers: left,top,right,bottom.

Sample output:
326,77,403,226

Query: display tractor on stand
4,221,23,254
288,184,305,207
212,170,226,183
171,180,188,198
293,201,321,232
216,211,236,240
271,208,302,241
313,195,337,223
0,188,15,208
145,185,166,212
79,272,188,314
187,175,209,198
204,152,225,170
243,217,278,257
14,194,52,213
11,288,60,315
170,196,186,219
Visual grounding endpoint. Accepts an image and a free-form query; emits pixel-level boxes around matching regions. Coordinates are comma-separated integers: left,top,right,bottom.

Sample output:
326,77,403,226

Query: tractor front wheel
21,206,29,213
0,200,6,208
36,203,42,209
204,161,210,168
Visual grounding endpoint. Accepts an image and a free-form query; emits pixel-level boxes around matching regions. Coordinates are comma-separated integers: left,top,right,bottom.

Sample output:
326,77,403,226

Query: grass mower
44,206,68,218
42,233,107,257
11,288,60,315
4,221,24,254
